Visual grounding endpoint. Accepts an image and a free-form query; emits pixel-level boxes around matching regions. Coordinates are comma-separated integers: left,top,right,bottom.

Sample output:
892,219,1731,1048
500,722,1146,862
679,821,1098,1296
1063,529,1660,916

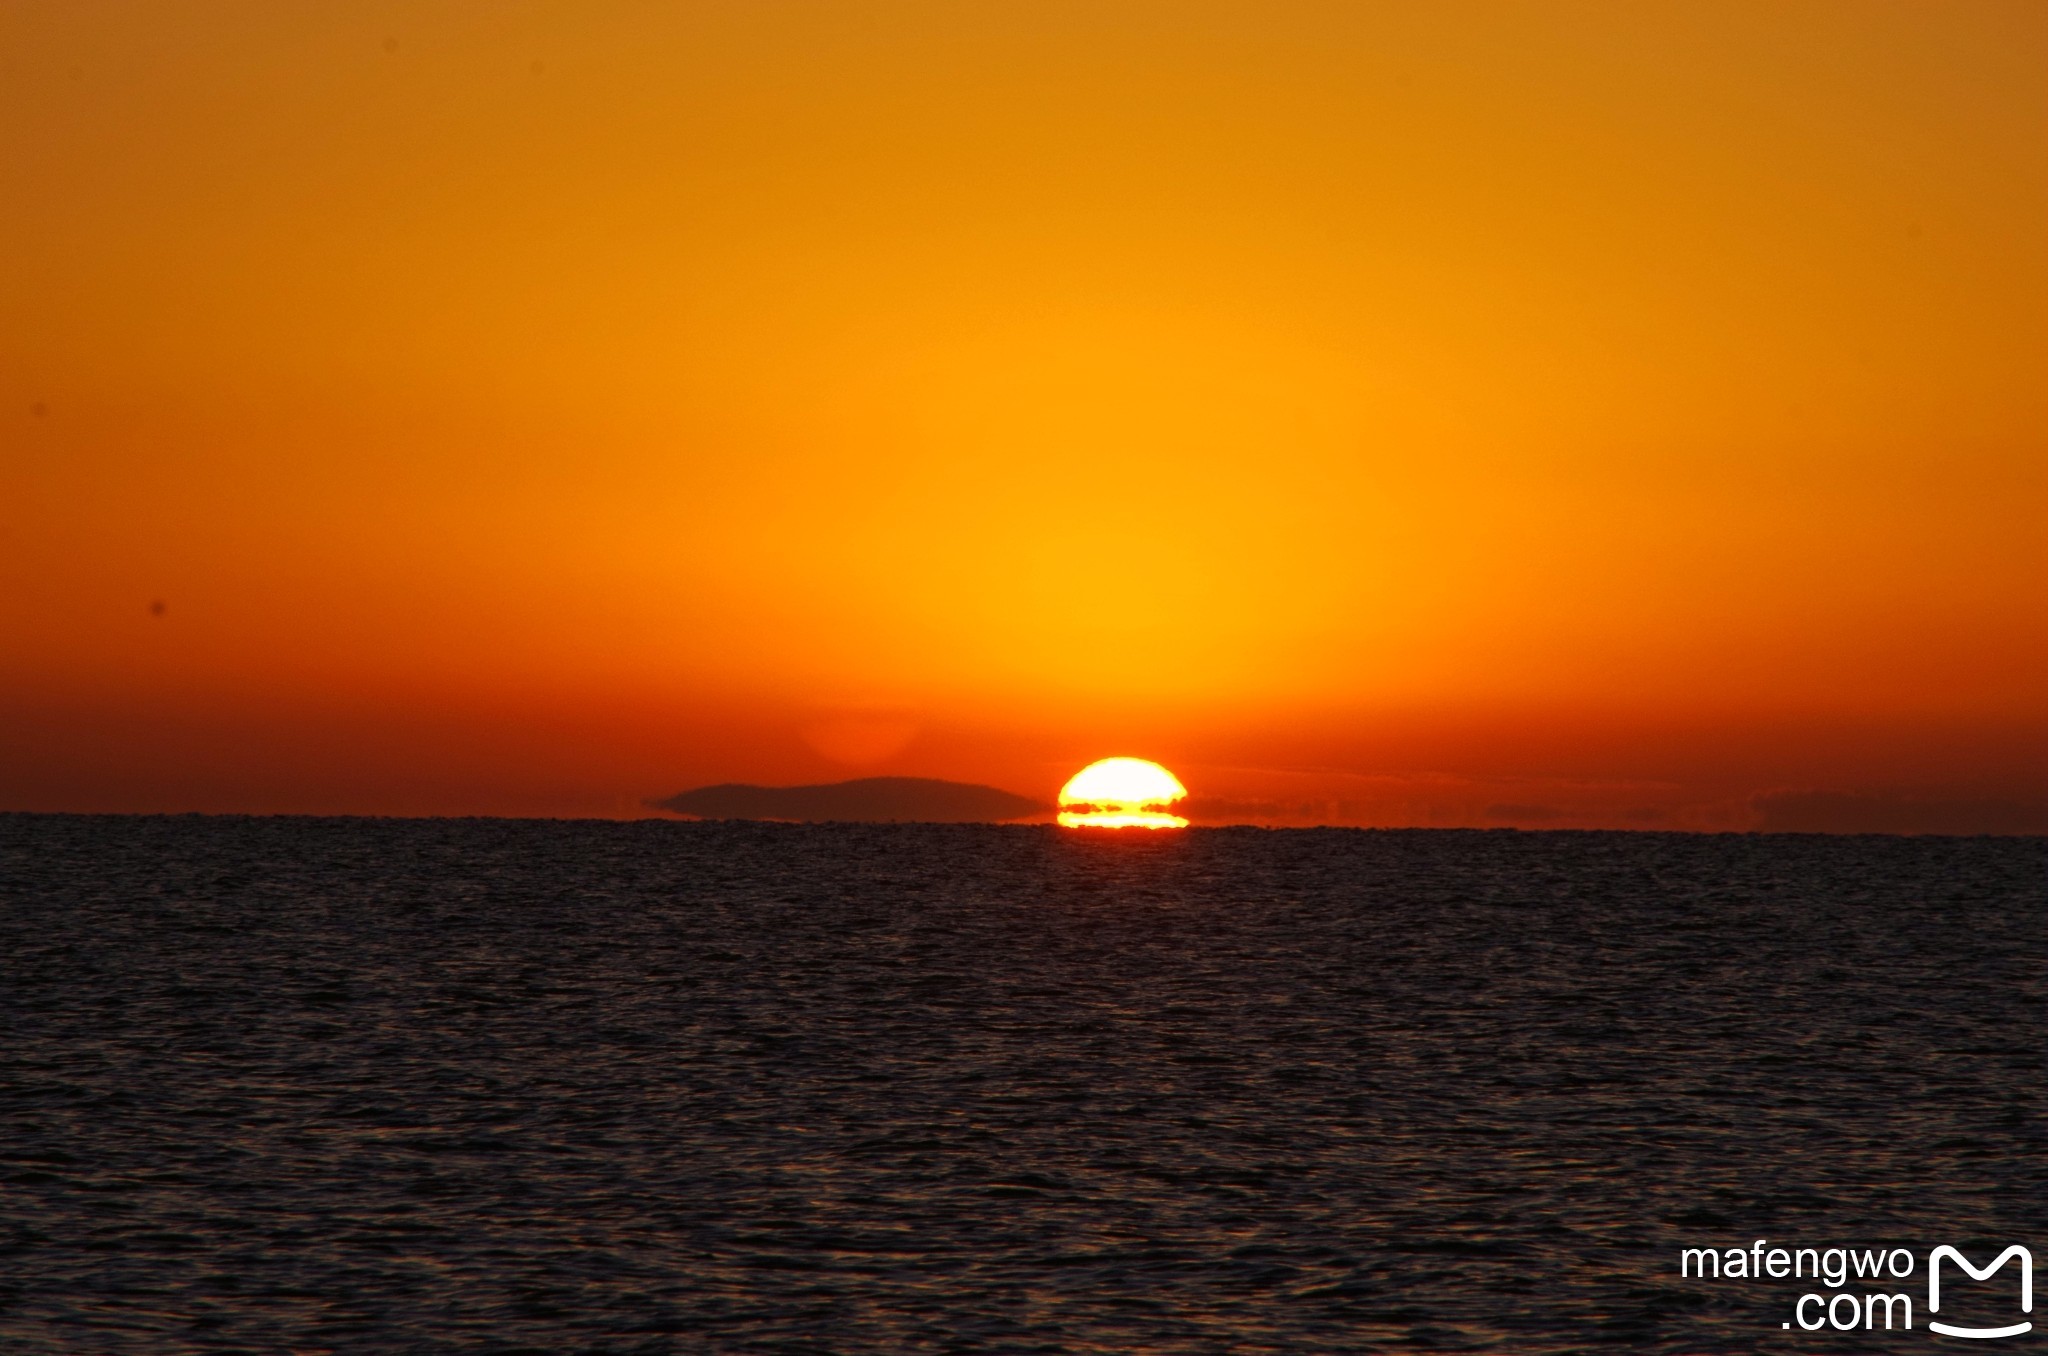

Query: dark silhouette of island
654,777,1048,823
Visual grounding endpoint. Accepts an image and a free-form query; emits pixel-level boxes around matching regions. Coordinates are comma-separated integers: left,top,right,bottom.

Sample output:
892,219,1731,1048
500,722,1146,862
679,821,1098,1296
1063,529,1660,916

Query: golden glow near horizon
0,4,2042,828
1058,758,1190,829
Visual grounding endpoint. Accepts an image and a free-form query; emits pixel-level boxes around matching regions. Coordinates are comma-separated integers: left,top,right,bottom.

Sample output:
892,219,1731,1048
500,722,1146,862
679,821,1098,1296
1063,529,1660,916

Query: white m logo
1929,1245,2033,1340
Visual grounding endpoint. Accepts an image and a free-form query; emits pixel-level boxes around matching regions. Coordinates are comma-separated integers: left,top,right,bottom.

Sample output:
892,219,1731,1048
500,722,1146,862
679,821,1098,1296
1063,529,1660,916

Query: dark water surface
2,816,2042,1353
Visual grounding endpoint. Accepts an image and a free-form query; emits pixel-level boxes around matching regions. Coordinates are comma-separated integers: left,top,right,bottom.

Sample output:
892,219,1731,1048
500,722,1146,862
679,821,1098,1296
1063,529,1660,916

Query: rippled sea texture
2,816,2042,1353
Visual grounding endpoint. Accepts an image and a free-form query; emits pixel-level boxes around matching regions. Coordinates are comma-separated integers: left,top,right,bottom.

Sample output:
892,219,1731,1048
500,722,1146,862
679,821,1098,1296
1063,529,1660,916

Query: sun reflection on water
1056,808,1190,829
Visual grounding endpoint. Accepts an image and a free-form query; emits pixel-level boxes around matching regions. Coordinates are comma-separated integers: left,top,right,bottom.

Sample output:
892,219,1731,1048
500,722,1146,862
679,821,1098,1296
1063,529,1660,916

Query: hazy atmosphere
4,2,2043,827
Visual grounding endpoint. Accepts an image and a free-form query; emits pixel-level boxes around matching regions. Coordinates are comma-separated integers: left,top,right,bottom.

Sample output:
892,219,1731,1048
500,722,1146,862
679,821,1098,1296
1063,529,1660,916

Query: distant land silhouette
654,777,1048,823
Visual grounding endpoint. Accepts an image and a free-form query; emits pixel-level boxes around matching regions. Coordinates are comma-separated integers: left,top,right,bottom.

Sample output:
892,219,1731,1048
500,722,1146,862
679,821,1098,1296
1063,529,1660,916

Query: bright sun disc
1058,757,1189,829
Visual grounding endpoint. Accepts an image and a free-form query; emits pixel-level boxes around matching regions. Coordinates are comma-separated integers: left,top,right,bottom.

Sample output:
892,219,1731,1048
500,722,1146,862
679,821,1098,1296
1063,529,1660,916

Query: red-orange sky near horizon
3,2,2044,831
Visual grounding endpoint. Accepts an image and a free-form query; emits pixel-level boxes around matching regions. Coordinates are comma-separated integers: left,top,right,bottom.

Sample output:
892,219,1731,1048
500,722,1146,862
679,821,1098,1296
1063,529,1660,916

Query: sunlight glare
1057,757,1189,829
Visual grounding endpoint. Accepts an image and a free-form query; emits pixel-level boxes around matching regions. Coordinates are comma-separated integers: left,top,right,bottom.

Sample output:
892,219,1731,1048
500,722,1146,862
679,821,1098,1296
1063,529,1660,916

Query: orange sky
3,2,2044,830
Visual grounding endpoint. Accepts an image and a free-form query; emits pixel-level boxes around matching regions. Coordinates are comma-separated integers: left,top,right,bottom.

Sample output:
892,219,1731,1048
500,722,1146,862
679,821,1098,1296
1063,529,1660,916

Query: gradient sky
4,2,2044,829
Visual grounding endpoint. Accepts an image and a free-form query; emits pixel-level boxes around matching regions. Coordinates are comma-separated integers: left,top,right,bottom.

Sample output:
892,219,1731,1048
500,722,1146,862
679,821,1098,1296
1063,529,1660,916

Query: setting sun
5,6,2043,1351
1058,757,1189,829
